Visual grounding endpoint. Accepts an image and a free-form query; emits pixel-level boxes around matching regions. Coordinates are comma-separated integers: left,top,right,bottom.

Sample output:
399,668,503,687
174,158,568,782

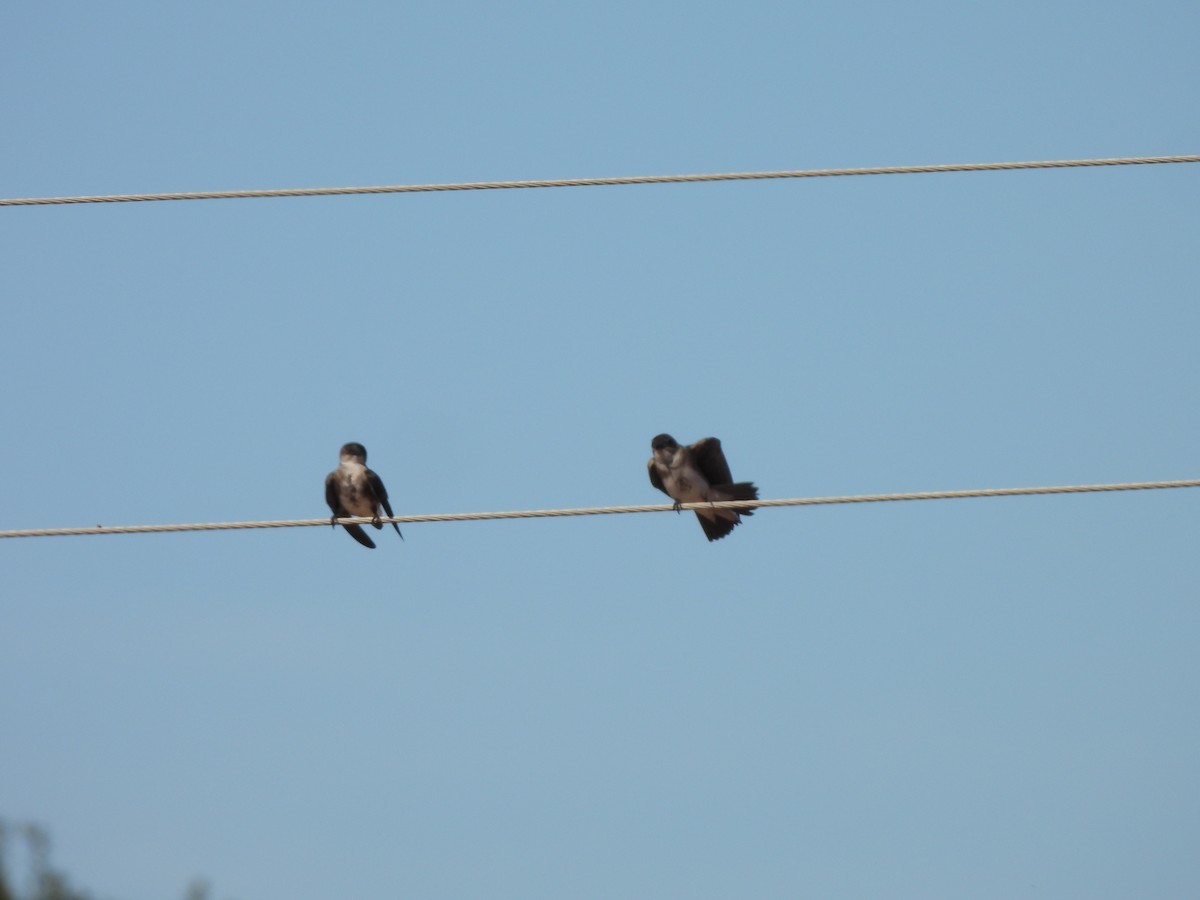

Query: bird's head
339,442,368,463
650,433,679,463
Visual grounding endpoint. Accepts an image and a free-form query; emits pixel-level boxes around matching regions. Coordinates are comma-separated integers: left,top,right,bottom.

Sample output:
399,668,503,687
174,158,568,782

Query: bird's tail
343,523,377,549
714,481,759,515
694,482,760,541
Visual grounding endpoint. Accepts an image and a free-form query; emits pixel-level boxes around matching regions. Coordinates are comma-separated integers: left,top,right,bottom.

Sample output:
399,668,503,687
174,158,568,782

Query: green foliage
0,822,213,900
0,822,90,900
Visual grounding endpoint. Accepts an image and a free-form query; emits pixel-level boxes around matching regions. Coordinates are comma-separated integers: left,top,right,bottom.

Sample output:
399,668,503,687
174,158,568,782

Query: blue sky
2,2,1198,898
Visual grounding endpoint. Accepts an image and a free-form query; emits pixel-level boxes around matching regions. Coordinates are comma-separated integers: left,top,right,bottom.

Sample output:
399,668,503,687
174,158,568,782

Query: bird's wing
691,437,734,485
366,468,403,538
648,459,669,496
324,472,344,516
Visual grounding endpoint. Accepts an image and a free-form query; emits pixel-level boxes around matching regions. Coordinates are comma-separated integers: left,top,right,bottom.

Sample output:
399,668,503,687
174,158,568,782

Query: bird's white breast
336,462,378,516
664,460,711,503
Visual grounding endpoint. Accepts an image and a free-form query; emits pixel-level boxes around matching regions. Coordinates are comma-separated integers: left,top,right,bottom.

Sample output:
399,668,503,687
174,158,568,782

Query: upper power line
2,154,1197,208
2,478,1197,539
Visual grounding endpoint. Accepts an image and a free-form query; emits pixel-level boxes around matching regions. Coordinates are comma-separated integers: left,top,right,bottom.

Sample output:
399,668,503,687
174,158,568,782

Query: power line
2,478,1196,539
2,155,1197,208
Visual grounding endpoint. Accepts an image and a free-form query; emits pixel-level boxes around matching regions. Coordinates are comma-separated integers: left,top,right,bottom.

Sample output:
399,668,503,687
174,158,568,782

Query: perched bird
647,433,759,541
324,442,403,549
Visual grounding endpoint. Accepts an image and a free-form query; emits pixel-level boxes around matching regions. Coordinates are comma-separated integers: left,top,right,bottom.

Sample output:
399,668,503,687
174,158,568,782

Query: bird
647,433,759,541
324,442,403,549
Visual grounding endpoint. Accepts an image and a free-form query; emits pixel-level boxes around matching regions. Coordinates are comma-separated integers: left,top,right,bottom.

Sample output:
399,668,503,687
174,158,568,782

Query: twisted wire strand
2,155,1197,207
2,478,1197,539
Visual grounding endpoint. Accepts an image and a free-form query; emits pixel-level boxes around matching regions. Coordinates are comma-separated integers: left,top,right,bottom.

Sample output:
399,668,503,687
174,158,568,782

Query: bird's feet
672,500,683,514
